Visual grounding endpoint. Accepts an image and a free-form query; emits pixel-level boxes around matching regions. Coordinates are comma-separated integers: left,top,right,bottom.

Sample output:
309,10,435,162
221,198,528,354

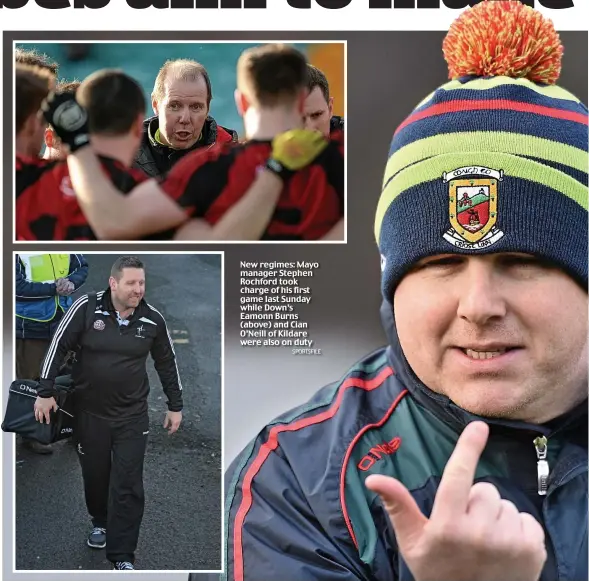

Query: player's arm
172,170,284,241
224,434,371,581
68,150,283,241
69,148,288,241
66,148,187,240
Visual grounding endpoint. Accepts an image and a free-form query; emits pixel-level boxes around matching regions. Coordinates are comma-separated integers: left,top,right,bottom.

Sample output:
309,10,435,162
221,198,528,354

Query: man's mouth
458,346,520,360
175,131,192,140
464,348,507,360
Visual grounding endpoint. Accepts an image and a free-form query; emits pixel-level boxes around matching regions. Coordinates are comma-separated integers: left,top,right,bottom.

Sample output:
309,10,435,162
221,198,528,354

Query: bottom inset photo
6,252,223,572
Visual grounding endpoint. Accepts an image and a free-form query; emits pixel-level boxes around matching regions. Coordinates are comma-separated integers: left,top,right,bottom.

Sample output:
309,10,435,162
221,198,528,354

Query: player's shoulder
202,140,261,168
15,154,62,176
262,349,398,454
98,156,149,185
164,141,242,181
69,289,106,312
16,155,68,198
227,348,403,498
143,301,167,324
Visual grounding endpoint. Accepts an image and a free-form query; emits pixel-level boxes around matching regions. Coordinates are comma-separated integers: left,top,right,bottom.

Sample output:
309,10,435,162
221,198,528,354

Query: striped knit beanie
376,0,588,301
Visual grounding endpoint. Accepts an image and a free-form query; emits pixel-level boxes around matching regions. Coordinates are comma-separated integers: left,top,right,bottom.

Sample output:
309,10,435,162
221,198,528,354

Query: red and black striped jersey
160,130,344,240
16,154,149,241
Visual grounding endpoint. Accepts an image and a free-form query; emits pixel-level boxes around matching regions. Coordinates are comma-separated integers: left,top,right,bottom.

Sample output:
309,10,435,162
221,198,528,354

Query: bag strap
84,291,97,333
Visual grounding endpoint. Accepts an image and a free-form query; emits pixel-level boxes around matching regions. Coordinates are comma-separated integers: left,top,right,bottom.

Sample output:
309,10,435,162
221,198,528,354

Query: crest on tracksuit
442,166,505,249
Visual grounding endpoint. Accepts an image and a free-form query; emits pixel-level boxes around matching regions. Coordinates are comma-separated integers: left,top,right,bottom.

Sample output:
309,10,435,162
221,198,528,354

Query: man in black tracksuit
34,256,183,571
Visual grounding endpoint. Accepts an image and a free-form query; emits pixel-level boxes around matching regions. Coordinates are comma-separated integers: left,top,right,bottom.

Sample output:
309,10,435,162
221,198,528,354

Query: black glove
41,92,91,152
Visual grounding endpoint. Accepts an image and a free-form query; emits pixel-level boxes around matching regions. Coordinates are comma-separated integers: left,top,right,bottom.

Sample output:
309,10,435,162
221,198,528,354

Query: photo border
10,38,347,246
7,250,225,576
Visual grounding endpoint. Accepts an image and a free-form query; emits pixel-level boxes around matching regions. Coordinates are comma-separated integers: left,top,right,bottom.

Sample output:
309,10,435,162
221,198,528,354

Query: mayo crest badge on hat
442,166,504,250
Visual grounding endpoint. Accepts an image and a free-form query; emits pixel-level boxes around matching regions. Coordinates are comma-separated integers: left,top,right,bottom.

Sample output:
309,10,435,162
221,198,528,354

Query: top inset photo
14,40,345,243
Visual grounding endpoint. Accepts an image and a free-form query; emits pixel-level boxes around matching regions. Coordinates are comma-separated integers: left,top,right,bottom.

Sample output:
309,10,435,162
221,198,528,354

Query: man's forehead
162,75,208,100
304,86,329,110
120,267,145,280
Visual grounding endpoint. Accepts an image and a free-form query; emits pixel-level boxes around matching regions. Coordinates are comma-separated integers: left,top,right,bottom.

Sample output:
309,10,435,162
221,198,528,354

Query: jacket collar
380,299,587,442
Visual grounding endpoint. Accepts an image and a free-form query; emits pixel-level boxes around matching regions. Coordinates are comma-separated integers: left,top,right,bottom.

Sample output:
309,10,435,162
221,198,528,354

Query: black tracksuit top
38,289,183,420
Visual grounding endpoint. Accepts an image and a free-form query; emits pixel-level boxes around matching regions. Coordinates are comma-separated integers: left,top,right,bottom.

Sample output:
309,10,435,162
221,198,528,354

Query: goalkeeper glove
265,129,329,183
41,92,91,152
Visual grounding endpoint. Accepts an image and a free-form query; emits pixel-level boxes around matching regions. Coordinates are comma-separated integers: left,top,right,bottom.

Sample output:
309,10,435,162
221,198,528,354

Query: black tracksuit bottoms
75,409,149,564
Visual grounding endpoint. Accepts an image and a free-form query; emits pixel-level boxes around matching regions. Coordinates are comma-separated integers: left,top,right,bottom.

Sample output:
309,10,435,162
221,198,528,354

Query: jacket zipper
533,435,549,495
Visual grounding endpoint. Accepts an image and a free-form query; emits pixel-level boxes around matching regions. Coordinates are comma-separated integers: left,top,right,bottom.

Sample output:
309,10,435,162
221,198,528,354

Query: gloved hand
265,129,329,182
41,92,91,152
56,279,75,295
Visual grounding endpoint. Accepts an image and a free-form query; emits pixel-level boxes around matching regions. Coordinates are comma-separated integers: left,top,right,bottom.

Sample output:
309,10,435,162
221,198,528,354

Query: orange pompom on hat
376,0,588,299
443,0,563,85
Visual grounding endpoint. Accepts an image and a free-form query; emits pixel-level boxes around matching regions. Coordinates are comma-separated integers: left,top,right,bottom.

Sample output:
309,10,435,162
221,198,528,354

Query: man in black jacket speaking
33,256,183,571
134,59,238,179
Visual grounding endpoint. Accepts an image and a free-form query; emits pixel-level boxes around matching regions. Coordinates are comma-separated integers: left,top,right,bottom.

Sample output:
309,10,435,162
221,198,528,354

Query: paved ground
15,253,222,571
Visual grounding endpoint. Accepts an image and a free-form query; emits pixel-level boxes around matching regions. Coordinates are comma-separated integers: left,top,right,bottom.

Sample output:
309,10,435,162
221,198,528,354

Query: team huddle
15,44,345,241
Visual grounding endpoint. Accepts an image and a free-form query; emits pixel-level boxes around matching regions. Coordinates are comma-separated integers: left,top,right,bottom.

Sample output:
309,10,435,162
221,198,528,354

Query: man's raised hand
366,421,547,581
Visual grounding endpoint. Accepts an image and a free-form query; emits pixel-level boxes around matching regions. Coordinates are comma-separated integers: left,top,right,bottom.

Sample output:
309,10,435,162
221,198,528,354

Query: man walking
34,256,183,570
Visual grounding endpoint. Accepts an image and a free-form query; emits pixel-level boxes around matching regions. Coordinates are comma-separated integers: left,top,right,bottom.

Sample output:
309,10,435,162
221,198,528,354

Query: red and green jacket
219,303,587,581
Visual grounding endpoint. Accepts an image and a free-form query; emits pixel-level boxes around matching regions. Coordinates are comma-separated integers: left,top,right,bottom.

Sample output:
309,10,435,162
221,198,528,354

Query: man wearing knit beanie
219,3,587,581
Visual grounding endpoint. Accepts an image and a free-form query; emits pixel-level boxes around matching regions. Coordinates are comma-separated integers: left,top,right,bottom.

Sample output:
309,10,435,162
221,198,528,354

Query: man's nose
178,107,190,123
456,260,507,325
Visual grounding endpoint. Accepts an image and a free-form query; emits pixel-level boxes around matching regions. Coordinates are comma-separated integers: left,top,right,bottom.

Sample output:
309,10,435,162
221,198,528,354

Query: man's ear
328,97,334,117
44,126,55,149
152,98,159,116
234,89,249,117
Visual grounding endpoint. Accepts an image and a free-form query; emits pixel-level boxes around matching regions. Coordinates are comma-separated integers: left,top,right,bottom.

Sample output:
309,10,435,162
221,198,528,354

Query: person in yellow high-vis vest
15,253,89,453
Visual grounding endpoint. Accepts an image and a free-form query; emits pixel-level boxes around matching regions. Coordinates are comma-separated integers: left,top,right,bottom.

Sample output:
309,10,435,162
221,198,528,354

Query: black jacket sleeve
149,306,184,412
37,294,89,397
